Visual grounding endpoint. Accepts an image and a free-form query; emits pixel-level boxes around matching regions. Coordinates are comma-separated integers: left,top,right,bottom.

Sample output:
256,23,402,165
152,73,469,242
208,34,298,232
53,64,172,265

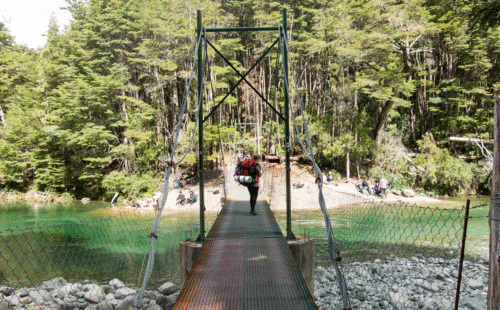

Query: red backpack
235,158,260,184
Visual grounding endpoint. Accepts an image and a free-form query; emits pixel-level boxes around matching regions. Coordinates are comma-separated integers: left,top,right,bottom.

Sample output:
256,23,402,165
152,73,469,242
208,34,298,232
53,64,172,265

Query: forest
0,0,497,200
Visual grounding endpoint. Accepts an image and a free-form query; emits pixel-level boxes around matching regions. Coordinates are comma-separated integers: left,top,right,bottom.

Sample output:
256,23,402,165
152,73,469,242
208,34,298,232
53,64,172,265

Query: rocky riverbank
0,256,489,310
0,278,179,310
0,190,74,203
314,256,489,310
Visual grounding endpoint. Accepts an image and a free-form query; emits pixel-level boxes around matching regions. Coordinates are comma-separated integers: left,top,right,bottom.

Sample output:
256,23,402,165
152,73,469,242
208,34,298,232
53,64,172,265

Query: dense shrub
413,138,473,195
101,171,158,200
472,163,492,195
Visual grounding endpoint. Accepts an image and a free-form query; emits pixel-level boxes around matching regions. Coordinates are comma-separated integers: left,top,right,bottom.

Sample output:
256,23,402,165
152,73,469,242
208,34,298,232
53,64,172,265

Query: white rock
402,189,415,197
40,277,68,291
115,295,135,310
114,288,136,299
96,300,114,310
4,295,20,306
0,287,14,296
157,282,179,296
20,297,32,304
108,279,125,290
82,285,105,303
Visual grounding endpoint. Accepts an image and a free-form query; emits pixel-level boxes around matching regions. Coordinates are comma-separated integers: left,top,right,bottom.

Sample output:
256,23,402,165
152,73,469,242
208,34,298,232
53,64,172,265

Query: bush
101,171,159,200
60,192,75,202
367,167,415,191
325,169,341,180
413,137,473,195
472,163,492,195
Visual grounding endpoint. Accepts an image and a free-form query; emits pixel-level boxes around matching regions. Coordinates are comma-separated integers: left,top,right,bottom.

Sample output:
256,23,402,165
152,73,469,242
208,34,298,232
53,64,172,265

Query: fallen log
449,137,494,144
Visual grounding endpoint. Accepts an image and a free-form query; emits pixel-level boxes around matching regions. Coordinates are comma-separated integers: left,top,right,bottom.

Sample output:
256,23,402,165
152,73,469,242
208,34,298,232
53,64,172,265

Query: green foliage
0,0,496,199
101,171,158,200
413,137,473,195
471,163,492,194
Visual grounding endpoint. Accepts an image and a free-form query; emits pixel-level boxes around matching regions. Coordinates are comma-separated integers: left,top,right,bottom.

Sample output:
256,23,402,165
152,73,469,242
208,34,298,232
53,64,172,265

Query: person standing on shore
380,176,388,197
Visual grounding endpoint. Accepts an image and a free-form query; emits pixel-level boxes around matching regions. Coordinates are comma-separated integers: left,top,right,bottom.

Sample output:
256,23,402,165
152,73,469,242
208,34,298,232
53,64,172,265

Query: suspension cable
280,28,352,309
133,29,204,309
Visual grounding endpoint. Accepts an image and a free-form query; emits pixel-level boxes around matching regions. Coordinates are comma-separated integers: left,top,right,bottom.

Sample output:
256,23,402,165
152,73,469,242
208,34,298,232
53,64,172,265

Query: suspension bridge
173,185,316,309
132,8,351,310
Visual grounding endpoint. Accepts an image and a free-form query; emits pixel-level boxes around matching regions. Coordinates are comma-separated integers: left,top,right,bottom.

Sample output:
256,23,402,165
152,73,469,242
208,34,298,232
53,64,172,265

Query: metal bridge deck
173,185,317,310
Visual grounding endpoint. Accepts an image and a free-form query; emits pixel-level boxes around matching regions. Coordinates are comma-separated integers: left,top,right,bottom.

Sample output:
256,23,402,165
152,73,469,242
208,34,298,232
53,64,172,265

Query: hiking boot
249,210,258,215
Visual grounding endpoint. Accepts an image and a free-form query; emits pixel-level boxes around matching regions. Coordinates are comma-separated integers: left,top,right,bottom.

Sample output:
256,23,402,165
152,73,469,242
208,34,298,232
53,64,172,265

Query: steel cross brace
203,37,281,123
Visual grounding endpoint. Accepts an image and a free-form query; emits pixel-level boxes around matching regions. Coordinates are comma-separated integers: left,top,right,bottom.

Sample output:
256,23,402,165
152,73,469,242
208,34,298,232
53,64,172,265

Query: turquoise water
0,196,490,288
0,200,215,289
275,196,490,266
0,201,108,230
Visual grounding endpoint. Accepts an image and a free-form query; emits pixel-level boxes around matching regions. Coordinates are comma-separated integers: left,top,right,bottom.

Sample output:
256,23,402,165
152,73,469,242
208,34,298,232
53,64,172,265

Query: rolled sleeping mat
234,175,253,183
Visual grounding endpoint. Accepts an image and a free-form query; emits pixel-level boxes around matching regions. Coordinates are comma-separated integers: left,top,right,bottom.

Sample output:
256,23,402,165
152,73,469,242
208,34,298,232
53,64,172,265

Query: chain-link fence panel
259,164,490,310
0,210,201,309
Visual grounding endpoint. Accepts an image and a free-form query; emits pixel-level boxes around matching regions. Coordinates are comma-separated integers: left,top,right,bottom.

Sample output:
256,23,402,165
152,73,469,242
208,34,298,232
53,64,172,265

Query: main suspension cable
280,29,352,310
133,29,204,309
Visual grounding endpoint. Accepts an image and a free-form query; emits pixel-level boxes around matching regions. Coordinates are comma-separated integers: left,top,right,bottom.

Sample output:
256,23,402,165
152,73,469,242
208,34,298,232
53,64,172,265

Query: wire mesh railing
0,164,491,310
0,165,229,309
0,212,193,309
259,164,488,310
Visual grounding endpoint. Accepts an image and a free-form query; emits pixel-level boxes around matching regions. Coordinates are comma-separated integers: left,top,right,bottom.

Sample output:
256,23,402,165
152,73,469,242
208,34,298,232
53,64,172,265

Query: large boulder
28,289,54,305
0,299,9,310
61,283,82,296
0,287,14,296
82,284,105,304
114,288,136,299
115,295,135,310
96,300,114,310
40,277,68,291
402,189,415,197
156,295,176,310
108,279,125,290
157,282,179,296
4,295,20,307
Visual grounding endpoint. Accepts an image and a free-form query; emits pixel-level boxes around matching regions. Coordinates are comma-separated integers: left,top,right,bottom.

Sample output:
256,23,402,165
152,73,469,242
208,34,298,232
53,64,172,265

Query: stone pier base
287,237,315,296
179,239,203,287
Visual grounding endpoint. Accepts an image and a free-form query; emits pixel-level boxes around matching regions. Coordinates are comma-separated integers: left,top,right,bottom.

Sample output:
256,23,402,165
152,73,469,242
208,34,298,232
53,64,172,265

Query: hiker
235,154,262,215
357,179,373,194
173,179,184,189
176,191,186,206
293,183,304,189
380,176,388,196
373,180,382,196
326,172,334,183
243,151,252,161
187,190,198,204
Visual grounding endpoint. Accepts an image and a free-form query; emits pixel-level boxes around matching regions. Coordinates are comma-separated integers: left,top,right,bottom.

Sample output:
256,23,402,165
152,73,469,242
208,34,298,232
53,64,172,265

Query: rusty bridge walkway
173,185,317,310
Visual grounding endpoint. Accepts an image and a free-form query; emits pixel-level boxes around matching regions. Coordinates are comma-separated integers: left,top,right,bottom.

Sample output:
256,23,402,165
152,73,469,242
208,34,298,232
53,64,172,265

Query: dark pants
247,186,259,210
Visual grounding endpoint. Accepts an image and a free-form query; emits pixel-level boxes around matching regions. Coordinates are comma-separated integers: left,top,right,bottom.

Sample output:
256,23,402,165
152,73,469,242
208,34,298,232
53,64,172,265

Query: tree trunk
488,98,500,310
374,100,395,148
0,105,5,127
345,146,350,181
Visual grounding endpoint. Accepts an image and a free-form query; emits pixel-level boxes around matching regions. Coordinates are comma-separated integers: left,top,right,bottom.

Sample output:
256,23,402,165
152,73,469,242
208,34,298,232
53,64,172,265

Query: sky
1,0,73,49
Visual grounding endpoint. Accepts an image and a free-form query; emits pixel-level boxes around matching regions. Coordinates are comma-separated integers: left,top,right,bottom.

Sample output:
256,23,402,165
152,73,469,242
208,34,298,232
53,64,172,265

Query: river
0,196,490,289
